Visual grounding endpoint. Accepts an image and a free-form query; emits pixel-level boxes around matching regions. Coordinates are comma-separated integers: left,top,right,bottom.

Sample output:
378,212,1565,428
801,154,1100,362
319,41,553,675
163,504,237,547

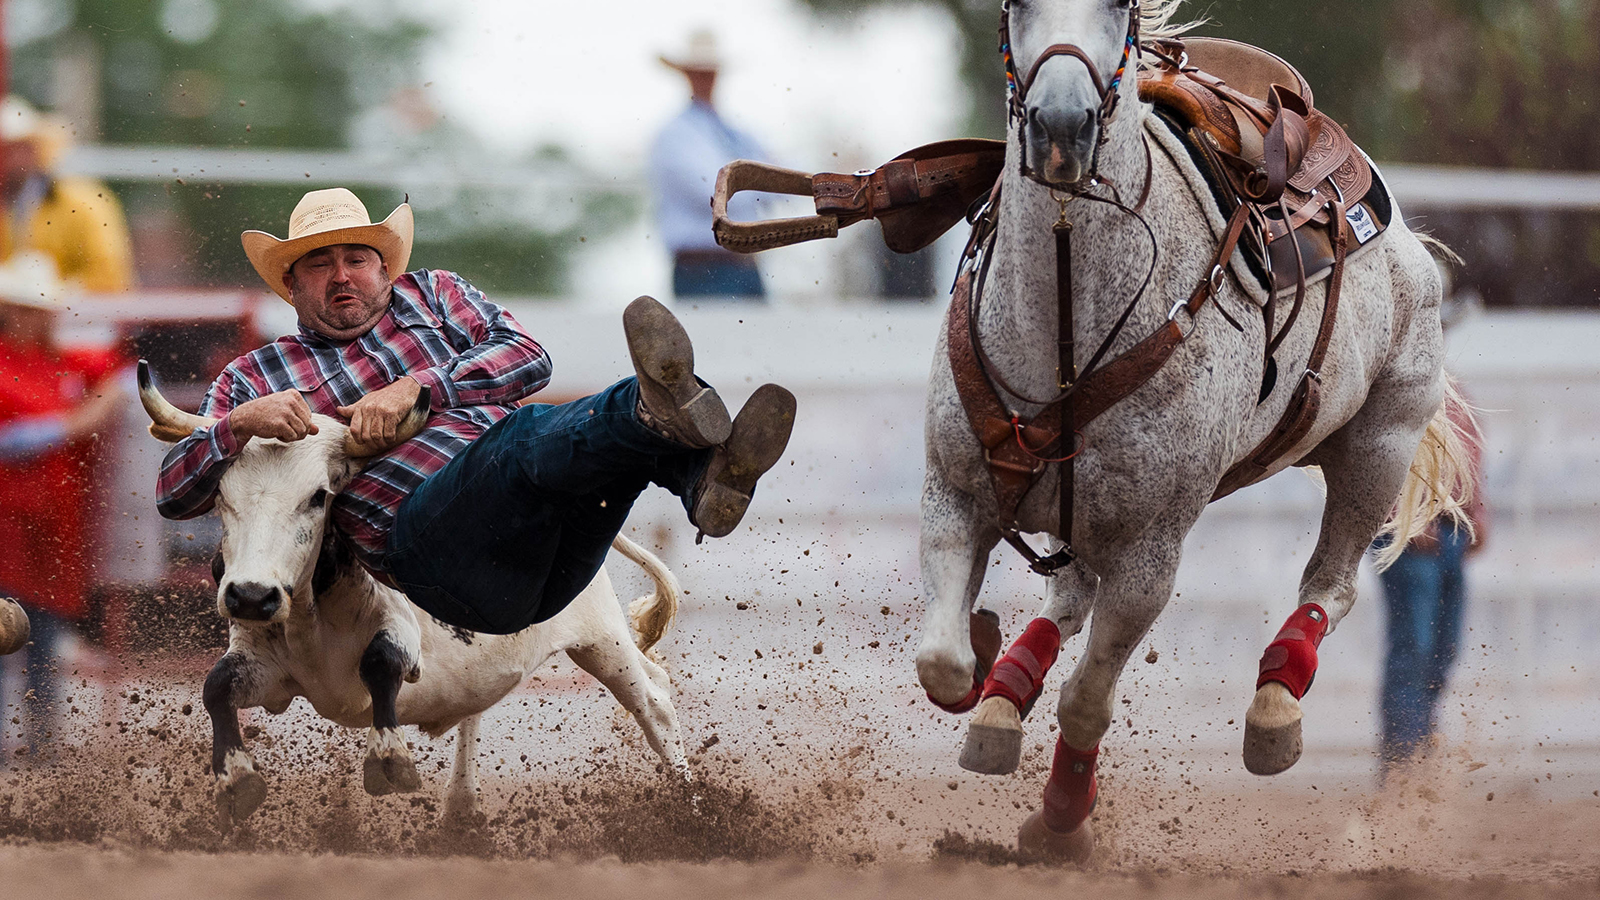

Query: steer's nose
223,581,284,621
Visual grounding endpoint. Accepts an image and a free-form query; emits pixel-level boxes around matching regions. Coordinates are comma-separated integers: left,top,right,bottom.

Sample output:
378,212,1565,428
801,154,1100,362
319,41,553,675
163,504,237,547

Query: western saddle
713,37,1394,505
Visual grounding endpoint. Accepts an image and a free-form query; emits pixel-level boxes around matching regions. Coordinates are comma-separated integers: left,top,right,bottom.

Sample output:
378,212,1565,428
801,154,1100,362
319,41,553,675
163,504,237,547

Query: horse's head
139,361,428,626
1003,0,1143,188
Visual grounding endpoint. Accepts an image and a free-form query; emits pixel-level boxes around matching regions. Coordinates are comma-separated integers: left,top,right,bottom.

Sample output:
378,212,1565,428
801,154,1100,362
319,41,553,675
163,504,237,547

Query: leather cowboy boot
692,383,796,539
623,295,732,448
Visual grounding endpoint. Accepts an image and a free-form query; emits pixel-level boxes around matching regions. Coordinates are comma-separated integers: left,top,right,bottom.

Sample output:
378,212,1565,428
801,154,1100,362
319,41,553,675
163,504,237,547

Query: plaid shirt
156,269,551,574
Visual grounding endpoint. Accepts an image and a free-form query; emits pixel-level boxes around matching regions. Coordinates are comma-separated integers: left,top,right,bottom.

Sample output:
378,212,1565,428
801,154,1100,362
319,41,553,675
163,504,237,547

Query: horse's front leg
1019,531,1183,863
202,650,273,830
359,630,423,796
915,465,1003,710
962,556,1098,774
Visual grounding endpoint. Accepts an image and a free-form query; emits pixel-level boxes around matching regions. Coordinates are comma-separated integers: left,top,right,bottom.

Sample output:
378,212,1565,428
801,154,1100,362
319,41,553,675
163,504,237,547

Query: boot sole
695,384,796,537
624,296,732,446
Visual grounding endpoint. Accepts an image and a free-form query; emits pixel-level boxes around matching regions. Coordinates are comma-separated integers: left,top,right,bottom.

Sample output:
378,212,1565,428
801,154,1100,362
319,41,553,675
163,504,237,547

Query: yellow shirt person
0,97,134,293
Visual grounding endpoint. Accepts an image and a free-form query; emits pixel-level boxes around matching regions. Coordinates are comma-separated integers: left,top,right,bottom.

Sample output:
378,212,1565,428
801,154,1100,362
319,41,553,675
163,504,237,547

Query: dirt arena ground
2,628,1597,899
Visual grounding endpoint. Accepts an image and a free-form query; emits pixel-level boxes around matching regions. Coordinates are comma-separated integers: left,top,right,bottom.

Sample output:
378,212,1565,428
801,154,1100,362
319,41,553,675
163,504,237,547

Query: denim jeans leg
1379,549,1443,764
386,378,710,635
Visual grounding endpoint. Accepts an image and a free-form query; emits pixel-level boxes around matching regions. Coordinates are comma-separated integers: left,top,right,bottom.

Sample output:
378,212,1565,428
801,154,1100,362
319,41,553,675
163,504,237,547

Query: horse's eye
308,488,330,509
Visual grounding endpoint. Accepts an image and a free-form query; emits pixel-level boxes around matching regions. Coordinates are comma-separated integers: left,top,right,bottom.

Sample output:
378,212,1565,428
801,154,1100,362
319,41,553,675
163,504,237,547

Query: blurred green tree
7,0,627,295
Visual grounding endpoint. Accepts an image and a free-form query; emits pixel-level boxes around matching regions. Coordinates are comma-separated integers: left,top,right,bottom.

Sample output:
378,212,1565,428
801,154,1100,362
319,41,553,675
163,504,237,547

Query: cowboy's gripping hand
230,390,319,443
338,376,422,448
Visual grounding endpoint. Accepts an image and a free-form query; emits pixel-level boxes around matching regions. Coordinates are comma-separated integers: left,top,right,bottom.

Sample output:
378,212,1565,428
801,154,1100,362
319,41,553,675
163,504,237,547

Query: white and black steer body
142,362,689,829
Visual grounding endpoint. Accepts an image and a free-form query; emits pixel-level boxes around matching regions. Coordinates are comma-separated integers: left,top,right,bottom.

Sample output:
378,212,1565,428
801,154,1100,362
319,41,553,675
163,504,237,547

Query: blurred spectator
1376,384,1486,779
0,96,135,293
649,30,768,301
0,252,125,762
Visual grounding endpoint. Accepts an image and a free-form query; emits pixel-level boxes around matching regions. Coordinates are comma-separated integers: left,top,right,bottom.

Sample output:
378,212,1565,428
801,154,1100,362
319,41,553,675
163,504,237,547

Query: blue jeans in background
385,378,709,635
0,604,68,764
672,252,765,300
1377,524,1470,770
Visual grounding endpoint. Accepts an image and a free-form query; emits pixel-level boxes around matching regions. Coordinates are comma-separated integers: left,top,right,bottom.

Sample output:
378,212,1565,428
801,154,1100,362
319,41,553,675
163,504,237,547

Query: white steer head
139,360,429,625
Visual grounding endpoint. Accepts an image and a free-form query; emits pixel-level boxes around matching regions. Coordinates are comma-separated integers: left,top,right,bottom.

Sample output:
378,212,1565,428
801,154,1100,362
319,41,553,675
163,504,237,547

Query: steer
139,362,689,828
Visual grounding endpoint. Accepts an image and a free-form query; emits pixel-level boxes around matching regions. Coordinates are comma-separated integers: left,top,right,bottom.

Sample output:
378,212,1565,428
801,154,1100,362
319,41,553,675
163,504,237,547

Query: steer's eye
308,488,330,509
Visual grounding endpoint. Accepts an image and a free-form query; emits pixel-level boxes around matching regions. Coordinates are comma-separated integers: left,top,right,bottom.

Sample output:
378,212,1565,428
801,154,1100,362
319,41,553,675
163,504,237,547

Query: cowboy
649,29,770,300
156,188,795,635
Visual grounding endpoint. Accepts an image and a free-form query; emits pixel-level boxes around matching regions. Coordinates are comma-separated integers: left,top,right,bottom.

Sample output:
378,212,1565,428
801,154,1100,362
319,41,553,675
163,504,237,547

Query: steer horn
138,359,220,442
343,386,432,458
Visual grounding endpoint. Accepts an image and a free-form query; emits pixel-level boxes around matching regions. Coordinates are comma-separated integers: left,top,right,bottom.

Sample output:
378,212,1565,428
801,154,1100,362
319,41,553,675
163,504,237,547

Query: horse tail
609,533,681,654
1372,376,1480,571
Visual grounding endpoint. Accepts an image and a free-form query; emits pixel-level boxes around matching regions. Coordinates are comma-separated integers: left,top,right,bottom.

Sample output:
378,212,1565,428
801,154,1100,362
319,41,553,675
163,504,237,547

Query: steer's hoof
1243,681,1304,775
960,696,1024,774
215,768,267,829
364,752,423,796
1017,810,1094,865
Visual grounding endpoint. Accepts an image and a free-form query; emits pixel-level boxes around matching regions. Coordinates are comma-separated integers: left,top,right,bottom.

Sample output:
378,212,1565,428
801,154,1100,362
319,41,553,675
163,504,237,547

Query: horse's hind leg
1244,379,1442,775
962,558,1097,774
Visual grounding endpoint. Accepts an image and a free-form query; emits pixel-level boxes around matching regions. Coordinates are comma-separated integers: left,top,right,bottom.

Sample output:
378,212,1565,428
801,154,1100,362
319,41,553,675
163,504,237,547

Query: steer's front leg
203,651,271,829
359,630,422,796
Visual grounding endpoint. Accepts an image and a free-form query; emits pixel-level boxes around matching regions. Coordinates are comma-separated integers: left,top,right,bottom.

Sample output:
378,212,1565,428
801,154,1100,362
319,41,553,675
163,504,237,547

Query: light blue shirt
649,101,769,253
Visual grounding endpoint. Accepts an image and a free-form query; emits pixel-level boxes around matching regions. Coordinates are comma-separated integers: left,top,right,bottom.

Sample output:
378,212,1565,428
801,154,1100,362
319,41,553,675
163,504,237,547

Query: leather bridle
1001,0,1141,189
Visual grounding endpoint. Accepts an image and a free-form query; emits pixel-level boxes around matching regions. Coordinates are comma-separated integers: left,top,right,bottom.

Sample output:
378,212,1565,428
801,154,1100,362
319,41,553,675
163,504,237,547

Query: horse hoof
1017,810,1093,864
0,598,30,656
1243,681,1303,775
960,696,1024,774
215,768,267,829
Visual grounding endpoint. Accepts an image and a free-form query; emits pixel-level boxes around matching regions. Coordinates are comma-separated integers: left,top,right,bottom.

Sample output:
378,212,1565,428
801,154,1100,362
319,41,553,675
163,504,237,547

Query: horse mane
1141,0,1204,48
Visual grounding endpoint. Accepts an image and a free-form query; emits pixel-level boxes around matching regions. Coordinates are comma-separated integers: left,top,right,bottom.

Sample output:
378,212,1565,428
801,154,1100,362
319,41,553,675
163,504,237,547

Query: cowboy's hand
338,376,422,448
230,391,318,443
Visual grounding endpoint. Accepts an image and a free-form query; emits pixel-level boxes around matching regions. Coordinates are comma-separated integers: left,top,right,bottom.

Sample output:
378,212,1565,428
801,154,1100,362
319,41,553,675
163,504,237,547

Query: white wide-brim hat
659,29,722,73
241,187,413,302
0,251,67,310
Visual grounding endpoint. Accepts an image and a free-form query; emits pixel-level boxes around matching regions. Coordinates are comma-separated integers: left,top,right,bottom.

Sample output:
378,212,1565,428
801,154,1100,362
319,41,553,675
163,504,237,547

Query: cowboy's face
285,244,391,339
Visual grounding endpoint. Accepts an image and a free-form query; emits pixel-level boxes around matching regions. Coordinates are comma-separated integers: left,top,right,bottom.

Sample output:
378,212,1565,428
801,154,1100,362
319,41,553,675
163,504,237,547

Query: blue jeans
0,604,67,762
385,378,709,634
1377,525,1470,767
672,255,765,300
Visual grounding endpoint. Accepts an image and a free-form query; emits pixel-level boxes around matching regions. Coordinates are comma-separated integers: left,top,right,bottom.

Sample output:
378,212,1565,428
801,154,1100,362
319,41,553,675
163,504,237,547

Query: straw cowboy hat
0,251,68,310
0,96,73,170
241,187,413,302
659,29,722,73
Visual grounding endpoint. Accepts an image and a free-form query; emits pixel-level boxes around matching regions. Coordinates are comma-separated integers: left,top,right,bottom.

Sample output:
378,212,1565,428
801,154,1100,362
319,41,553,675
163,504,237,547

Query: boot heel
680,387,732,446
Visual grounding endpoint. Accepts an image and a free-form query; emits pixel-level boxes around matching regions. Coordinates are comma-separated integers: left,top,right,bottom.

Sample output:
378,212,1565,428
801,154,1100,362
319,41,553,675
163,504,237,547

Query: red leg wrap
980,617,1061,713
1255,602,1329,699
927,684,981,714
1041,738,1099,834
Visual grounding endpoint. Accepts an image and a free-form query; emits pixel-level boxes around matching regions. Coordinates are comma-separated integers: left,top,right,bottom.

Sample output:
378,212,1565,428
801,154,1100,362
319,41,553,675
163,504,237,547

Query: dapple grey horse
913,0,1473,860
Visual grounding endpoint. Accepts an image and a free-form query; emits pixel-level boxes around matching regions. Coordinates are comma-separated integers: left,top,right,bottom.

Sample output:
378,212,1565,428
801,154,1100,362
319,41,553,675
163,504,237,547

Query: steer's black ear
312,531,355,597
210,552,225,586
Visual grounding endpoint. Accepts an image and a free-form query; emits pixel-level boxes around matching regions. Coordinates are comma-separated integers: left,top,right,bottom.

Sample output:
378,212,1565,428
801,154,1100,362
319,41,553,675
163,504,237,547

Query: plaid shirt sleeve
154,364,258,521
407,271,552,410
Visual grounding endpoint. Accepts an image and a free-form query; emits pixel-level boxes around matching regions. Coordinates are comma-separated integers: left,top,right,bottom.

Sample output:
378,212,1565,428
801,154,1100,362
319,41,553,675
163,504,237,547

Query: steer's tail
609,534,682,654
1373,376,1480,570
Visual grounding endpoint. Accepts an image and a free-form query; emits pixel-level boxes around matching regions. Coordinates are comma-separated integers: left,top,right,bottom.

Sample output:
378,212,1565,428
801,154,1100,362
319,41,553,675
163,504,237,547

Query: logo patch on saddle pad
1345,204,1379,244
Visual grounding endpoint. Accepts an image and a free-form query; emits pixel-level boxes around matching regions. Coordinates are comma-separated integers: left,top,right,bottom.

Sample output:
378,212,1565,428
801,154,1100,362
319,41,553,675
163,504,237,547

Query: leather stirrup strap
1212,201,1350,500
